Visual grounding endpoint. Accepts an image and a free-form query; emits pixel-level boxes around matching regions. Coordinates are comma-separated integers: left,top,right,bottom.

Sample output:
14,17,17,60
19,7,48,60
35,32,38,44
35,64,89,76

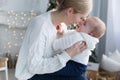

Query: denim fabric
28,60,87,80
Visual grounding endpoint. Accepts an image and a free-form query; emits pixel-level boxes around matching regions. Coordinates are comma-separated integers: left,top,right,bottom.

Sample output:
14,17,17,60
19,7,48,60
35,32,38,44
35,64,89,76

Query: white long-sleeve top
53,31,99,65
15,11,71,80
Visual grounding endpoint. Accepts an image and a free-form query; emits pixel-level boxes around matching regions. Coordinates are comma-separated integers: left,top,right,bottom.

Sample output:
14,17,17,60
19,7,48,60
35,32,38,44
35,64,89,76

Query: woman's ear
66,7,74,16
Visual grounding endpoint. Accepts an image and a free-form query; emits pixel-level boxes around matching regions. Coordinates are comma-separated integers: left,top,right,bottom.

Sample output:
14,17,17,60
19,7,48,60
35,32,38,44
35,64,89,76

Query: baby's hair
57,0,93,14
89,17,106,38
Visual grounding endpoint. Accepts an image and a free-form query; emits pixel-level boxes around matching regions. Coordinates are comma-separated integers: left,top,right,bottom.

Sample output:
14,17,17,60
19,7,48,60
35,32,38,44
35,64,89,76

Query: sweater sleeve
53,32,84,51
27,18,71,74
80,33,99,50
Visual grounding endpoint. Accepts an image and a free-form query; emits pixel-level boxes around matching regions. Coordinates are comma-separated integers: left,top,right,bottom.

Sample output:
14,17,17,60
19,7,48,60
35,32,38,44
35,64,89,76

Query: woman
15,0,93,80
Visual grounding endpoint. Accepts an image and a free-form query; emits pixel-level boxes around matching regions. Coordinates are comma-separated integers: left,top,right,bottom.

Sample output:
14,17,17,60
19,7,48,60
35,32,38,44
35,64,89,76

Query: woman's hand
65,41,86,57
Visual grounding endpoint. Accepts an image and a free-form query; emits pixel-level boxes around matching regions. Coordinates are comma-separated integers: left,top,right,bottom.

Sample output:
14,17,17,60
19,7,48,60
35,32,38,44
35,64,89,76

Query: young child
53,16,106,65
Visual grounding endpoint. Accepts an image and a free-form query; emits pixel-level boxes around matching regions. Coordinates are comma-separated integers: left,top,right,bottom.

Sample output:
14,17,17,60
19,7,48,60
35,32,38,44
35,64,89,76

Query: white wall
0,0,49,62
1,0,49,12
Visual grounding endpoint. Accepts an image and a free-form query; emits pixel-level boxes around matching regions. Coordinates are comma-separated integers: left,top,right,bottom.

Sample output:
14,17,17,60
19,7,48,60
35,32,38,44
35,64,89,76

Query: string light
0,0,50,61
5,10,37,28
20,33,23,36
1,10,38,54
14,43,18,46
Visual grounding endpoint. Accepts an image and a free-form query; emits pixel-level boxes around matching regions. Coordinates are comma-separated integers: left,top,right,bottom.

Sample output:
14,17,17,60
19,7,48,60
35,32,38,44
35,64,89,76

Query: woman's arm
53,32,84,51
26,19,71,74
27,19,86,74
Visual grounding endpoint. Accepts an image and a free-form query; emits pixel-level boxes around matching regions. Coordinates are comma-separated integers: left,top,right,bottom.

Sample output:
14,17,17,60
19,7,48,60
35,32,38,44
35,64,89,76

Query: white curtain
106,0,120,53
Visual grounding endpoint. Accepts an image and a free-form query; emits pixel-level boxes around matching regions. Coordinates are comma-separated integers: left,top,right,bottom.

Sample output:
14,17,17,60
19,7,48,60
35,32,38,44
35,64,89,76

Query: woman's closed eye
80,17,87,21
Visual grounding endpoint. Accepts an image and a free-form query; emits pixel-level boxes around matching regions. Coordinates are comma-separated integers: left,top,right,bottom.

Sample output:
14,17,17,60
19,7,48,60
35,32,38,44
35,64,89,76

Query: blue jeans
28,60,87,80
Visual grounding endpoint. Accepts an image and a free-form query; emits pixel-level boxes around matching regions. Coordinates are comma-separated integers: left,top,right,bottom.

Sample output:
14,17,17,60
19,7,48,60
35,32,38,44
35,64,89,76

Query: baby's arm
53,31,84,53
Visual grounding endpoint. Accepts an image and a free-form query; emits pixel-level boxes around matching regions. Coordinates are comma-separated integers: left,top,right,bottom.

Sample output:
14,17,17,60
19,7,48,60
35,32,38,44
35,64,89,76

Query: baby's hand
56,24,64,37
76,25,80,31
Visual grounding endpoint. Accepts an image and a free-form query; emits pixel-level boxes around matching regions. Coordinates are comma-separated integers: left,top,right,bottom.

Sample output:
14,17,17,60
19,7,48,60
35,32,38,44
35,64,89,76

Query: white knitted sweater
53,31,99,65
15,11,71,80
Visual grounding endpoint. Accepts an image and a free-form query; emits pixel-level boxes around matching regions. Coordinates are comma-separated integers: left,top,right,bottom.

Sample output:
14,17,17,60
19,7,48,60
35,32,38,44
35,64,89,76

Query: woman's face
77,17,95,33
64,7,89,26
67,12,89,26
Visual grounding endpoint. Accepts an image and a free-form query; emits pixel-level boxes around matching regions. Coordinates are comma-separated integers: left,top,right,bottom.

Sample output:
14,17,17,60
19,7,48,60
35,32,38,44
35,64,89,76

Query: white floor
0,69,16,80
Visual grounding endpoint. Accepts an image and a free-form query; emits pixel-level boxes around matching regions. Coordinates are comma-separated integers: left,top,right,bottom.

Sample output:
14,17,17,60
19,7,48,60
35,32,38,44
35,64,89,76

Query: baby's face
76,18,94,33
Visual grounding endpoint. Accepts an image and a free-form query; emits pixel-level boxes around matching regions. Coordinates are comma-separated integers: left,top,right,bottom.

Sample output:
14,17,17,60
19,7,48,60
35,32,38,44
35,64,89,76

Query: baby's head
76,16,106,38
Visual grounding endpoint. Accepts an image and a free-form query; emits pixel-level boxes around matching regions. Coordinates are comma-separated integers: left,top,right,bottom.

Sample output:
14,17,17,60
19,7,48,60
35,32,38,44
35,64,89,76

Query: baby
53,16,106,65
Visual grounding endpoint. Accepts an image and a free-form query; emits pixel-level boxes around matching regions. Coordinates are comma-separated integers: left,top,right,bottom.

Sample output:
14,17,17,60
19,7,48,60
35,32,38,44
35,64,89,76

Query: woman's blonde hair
57,0,93,14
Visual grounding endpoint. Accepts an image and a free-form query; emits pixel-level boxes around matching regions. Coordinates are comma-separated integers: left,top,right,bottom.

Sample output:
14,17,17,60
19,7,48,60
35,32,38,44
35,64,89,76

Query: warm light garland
0,0,50,68
0,10,38,54
6,10,37,28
